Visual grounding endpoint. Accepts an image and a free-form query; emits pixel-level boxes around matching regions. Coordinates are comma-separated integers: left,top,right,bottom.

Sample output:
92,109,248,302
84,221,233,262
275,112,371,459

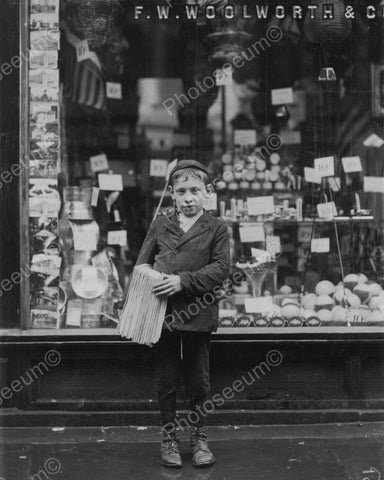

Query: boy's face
170,177,208,217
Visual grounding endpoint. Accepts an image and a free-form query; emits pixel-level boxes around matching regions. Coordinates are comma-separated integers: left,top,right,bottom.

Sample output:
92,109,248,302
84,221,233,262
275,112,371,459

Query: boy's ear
168,185,174,195
206,183,214,195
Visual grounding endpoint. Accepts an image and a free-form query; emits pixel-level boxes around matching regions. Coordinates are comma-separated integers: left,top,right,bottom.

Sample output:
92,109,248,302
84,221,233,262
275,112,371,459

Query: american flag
62,28,106,111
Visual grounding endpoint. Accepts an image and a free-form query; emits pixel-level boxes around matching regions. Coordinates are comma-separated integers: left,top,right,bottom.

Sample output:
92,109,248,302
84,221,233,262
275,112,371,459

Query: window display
20,0,384,332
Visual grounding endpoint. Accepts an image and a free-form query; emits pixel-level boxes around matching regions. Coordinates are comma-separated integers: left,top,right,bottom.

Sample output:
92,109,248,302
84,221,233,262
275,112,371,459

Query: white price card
106,82,122,100
98,174,123,191
234,129,257,146
203,193,217,211
66,300,82,327
342,156,362,173
244,296,274,314
91,187,99,207
317,201,337,219
311,238,330,253
239,226,265,243
73,230,98,251
75,39,90,62
304,167,321,184
214,66,233,86
150,159,168,178
314,156,335,177
364,176,384,193
90,153,109,173
247,196,274,216
251,248,271,262
107,230,127,247
271,87,294,105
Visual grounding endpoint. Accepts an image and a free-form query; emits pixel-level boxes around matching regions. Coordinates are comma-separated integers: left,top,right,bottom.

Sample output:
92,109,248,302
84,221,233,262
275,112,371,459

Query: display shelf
235,216,374,227
1,326,383,343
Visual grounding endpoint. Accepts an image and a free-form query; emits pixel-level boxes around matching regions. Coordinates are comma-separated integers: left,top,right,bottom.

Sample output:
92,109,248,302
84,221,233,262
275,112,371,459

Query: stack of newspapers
117,264,167,345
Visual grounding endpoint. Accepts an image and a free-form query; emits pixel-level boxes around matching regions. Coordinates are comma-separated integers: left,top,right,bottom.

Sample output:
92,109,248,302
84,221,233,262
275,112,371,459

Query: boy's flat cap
169,159,209,179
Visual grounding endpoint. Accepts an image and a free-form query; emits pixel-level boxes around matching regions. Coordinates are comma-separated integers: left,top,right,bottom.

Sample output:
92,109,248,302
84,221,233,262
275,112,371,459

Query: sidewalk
0,423,383,480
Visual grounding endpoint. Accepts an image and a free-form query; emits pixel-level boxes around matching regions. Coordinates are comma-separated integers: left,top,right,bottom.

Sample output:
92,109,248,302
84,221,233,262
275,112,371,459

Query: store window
20,0,384,331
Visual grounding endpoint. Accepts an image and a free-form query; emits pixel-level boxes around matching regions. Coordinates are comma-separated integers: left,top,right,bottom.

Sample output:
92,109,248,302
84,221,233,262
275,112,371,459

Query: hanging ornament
65,0,121,52
303,0,352,81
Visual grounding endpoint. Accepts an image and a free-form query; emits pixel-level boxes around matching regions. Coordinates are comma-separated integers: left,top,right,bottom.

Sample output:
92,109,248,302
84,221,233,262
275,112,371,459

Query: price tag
66,300,82,327
107,230,127,247
73,230,98,251
266,235,281,256
75,39,90,62
244,296,273,314
298,225,312,243
247,196,274,216
342,156,362,173
364,176,384,193
271,87,294,105
314,156,335,177
239,226,265,243
90,153,109,173
234,129,257,146
106,82,122,100
150,159,168,178
203,193,217,211
363,133,384,148
98,174,123,191
304,167,321,184
317,201,337,219
214,66,233,86
311,238,330,253
91,187,99,207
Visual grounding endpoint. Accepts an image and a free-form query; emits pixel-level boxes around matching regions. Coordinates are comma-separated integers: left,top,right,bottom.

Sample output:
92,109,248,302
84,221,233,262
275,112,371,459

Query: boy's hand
153,274,183,297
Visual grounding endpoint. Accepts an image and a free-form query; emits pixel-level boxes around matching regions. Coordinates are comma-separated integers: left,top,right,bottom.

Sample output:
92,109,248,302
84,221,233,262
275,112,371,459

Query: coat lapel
174,211,212,249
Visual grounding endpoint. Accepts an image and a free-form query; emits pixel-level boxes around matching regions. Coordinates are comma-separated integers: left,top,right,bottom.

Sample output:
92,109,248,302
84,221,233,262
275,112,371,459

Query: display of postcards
30,124,59,148
29,196,61,218
31,254,61,275
30,309,58,329
30,103,58,125
30,51,58,70
30,0,59,15
30,270,59,290
30,29,60,52
29,69,59,88
29,216,58,236
30,287,58,311
29,159,58,179
30,13,59,31
30,139,60,160
30,86,58,103
29,178,59,199
30,227,59,254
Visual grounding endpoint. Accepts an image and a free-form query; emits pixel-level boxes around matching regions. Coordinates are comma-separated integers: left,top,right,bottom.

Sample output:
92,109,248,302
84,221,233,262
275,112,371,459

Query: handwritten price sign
314,156,335,178
342,156,362,173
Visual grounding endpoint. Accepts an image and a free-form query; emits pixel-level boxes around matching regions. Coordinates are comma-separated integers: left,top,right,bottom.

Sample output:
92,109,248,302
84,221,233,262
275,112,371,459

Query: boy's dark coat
135,210,230,332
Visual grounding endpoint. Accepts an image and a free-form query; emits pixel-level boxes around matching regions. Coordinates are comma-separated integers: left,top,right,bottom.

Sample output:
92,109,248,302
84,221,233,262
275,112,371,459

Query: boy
135,160,230,468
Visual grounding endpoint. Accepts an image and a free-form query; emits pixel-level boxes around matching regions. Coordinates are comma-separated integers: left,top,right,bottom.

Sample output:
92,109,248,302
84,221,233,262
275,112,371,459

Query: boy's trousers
153,329,211,430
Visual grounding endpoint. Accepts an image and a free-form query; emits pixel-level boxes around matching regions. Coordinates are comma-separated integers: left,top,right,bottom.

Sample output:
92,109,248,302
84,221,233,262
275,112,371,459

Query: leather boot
190,427,216,468
160,429,182,468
